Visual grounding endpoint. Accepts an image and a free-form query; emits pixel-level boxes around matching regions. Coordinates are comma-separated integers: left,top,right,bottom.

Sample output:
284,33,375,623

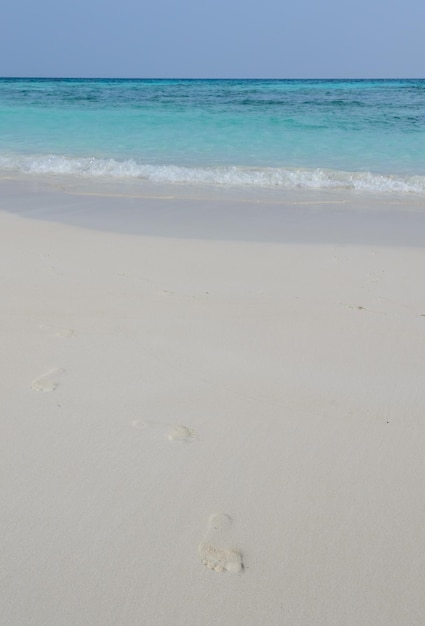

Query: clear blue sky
1,0,424,78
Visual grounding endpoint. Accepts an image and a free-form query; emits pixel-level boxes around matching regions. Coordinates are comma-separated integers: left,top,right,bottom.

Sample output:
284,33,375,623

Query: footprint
167,425,195,442
31,368,64,392
131,419,196,443
198,513,243,574
55,328,74,338
39,324,75,338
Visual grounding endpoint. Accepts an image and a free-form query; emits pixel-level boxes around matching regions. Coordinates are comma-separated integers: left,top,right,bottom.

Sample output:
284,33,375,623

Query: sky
1,0,424,78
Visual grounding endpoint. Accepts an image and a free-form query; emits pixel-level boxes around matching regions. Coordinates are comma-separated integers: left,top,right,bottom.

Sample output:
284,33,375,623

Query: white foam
1,153,425,194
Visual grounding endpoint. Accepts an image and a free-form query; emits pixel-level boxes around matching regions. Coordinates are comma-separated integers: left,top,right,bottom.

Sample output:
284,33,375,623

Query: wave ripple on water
1,153,425,194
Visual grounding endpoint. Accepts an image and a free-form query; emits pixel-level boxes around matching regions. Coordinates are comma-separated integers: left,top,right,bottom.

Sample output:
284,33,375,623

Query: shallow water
1,78,425,193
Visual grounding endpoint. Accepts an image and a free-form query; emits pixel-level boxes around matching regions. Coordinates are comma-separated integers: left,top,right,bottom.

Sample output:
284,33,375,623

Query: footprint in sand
198,513,243,574
31,368,65,392
55,328,74,338
39,324,75,338
131,419,196,443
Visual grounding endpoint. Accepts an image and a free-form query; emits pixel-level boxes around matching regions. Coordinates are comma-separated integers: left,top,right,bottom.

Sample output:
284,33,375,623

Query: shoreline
1,182,425,624
1,176,425,246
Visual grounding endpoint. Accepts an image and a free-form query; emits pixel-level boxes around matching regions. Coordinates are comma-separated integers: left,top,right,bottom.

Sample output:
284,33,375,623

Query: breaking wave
1,153,425,194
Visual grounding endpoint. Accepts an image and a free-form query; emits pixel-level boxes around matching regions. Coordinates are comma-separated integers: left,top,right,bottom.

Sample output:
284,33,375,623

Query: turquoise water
1,78,425,192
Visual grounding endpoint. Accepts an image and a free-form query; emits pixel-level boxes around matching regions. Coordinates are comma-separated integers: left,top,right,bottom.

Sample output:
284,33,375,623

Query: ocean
1,78,425,193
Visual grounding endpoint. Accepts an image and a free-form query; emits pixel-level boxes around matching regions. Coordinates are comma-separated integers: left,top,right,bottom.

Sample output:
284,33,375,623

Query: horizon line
1,76,425,81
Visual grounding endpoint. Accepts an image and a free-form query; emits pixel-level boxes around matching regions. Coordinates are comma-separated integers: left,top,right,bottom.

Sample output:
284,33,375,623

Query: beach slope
1,184,425,625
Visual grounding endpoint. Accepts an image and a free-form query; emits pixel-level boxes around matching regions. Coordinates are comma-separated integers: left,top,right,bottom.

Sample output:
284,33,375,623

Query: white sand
1,181,425,625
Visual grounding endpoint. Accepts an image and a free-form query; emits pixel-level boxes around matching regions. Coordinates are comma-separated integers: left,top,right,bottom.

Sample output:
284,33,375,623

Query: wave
1,153,425,194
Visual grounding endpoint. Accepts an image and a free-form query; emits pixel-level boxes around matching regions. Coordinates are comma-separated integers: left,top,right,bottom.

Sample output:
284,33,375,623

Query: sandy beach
1,178,425,625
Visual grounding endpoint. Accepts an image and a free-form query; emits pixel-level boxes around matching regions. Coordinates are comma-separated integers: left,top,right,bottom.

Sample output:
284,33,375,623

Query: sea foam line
1,153,425,194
